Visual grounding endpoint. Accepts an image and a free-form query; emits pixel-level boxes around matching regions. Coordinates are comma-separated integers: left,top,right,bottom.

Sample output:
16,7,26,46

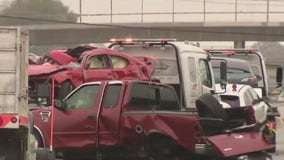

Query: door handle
87,114,96,120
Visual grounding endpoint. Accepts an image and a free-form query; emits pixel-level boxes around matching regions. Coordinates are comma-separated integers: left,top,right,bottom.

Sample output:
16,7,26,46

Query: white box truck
0,27,54,160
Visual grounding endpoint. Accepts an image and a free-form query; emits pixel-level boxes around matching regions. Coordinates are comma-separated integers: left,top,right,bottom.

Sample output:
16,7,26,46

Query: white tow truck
206,48,281,152
0,27,54,160
109,39,220,108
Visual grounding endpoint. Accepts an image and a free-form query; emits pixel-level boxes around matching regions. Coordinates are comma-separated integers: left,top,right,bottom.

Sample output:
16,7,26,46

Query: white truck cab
206,49,270,99
109,39,221,108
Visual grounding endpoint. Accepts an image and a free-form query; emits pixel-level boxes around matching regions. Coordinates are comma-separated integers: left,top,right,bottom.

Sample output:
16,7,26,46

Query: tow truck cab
109,39,225,108
206,49,273,100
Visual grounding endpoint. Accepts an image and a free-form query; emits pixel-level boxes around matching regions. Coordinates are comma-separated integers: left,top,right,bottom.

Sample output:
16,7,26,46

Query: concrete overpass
24,22,284,48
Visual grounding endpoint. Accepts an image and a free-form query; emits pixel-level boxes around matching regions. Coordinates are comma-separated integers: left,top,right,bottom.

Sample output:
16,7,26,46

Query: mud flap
207,132,274,158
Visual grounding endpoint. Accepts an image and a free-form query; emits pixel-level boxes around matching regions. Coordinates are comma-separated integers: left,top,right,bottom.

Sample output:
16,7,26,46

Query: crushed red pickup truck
31,80,274,160
28,46,155,105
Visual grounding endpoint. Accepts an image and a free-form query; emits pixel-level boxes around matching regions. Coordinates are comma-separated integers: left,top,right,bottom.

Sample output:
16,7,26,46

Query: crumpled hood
29,64,68,76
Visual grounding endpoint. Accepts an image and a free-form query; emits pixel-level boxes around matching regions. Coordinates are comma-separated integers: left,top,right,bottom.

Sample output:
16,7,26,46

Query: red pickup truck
32,80,273,160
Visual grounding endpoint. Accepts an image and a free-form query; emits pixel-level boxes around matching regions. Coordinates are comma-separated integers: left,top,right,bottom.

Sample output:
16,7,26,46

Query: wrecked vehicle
29,46,155,104
32,80,274,160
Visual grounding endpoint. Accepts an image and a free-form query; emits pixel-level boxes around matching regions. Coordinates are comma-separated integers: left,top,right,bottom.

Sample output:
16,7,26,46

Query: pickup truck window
65,84,100,109
102,84,122,108
111,55,129,68
128,83,179,111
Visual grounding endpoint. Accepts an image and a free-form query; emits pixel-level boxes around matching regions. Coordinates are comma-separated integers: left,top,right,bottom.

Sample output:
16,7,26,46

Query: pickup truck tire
36,148,56,160
58,81,73,100
146,134,190,160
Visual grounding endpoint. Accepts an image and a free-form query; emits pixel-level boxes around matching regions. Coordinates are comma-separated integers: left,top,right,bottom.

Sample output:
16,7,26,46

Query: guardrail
77,0,284,23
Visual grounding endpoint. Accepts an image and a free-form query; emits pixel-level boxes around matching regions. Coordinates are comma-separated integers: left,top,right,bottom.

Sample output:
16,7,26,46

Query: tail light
0,117,3,126
11,116,17,123
268,121,276,131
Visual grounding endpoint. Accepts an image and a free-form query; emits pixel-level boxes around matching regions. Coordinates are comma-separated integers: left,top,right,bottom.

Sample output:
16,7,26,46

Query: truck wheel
58,81,73,100
146,135,190,160
36,148,56,160
195,93,228,120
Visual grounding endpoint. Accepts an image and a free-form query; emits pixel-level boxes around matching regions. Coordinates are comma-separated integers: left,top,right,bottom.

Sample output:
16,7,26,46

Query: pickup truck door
52,83,102,149
180,54,213,108
83,54,114,82
98,81,124,146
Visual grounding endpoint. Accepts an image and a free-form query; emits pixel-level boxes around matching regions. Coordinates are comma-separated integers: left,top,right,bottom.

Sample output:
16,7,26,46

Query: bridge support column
234,41,245,48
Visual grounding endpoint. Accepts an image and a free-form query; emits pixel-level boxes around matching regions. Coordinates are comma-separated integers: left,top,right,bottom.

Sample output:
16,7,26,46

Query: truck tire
146,134,190,160
195,93,228,120
58,81,73,100
36,148,56,160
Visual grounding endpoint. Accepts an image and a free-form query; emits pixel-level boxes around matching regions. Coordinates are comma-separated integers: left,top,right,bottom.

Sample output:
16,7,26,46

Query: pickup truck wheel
146,135,190,160
36,148,56,160
58,81,73,100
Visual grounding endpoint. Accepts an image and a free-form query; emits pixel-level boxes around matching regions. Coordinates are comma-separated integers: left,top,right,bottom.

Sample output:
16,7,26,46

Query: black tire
58,81,73,100
195,93,228,120
145,135,192,160
36,148,56,160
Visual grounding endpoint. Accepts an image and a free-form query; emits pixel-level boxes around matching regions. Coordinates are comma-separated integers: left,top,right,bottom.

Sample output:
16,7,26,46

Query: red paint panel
207,132,274,157
29,64,67,76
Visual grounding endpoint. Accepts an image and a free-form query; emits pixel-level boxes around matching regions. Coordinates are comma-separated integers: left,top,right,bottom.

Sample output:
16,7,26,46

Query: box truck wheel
36,148,55,160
